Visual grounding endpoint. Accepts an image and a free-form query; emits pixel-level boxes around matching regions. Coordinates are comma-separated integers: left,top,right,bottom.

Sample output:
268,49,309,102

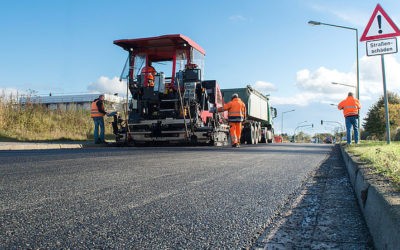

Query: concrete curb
340,145,400,250
0,142,84,150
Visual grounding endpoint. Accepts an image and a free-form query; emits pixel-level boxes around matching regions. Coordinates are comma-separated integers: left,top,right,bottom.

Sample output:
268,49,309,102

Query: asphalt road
1,143,333,249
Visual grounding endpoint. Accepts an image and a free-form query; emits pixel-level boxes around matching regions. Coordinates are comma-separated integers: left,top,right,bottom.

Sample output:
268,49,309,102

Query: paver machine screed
111,34,229,146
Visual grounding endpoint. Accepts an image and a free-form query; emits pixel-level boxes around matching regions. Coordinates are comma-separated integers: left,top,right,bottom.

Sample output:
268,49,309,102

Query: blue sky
1,0,400,135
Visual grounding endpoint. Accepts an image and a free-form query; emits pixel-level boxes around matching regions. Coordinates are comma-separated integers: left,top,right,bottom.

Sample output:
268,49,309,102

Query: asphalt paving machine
111,34,229,146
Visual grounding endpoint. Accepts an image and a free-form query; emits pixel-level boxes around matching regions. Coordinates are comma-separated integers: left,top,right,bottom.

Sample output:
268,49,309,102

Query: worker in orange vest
141,61,156,87
338,92,361,145
218,93,246,147
91,94,108,144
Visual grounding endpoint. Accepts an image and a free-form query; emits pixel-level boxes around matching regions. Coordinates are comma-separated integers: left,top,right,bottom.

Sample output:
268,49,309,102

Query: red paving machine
111,34,229,146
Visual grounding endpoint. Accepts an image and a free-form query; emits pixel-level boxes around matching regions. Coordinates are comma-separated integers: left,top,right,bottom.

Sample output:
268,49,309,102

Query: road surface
1,143,367,248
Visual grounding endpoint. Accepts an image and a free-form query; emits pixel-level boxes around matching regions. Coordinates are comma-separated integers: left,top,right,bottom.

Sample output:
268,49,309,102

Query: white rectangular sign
366,38,398,56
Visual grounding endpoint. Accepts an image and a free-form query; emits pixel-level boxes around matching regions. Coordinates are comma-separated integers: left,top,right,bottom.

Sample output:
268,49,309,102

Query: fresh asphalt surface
1,143,334,248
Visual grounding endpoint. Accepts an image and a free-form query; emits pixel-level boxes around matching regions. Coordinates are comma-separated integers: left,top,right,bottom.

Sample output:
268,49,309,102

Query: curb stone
0,142,84,150
0,141,118,150
340,145,400,250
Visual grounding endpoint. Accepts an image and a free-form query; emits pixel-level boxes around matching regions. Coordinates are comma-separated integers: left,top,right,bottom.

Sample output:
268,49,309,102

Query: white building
19,93,125,111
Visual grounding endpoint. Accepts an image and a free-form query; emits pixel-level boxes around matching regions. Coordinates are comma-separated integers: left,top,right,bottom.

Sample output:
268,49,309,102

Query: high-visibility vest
338,96,361,117
223,98,246,122
90,100,105,118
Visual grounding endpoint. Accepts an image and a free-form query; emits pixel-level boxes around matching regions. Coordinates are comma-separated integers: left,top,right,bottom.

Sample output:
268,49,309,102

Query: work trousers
229,122,242,145
345,115,359,144
93,116,105,143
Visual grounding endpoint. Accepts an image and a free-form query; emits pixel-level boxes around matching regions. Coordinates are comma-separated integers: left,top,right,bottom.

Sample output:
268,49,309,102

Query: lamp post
331,82,357,89
281,109,295,136
308,21,359,103
309,20,361,140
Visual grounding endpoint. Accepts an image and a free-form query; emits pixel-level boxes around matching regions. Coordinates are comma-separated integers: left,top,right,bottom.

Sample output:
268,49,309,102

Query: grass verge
0,98,114,142
346,141,400,190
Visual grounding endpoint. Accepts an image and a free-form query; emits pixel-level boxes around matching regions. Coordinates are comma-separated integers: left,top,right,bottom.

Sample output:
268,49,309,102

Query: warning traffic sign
360,4,400,42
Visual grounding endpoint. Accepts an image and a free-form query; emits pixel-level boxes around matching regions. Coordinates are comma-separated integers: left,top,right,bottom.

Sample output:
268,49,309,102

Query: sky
1,0,400,136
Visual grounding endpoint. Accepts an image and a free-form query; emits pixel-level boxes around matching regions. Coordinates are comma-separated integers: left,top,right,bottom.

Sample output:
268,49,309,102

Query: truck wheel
251,125,256,144
254,125,258,144
267,130,273,143
260,128,266,143
245,126,253,144
240,131,246,144
257,124,262,143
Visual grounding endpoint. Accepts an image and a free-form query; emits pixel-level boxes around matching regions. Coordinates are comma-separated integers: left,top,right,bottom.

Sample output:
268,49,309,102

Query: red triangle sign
360,4,400,42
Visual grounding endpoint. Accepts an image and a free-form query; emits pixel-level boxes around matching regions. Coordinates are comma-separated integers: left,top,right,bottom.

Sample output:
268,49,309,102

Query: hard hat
232,93,239,99
147,74,154,80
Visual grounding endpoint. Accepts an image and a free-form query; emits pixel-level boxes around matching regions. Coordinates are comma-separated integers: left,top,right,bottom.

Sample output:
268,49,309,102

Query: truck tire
267,130,273,143
257,123,262,143
260,128,266,143
254,124,258,144
245,126,252,144
240,131,246,144
251,124,256,144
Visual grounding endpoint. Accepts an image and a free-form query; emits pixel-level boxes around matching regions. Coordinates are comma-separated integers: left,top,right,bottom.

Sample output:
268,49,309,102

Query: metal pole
355,29,361,136
381,55,391,144
281,110,295,136
355,29,360,101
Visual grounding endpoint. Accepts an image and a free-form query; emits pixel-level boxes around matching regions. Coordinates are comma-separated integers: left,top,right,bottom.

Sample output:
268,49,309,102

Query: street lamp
297,120,308,125
331,82,357,89
308,20,359,102
281,109,295,136
309,20,360,136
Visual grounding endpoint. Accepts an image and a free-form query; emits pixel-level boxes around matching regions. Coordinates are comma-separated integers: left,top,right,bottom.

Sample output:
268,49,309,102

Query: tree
363,91,400,140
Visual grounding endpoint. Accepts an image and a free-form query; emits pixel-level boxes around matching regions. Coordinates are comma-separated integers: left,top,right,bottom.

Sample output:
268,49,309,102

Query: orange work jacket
220,97,246,122
338,96,361,117
90,100,105,118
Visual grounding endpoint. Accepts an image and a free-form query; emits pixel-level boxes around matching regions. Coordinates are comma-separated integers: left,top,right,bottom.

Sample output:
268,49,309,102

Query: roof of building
19,93,125,104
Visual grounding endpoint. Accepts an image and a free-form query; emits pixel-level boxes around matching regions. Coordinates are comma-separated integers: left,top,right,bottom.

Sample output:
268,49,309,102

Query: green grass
0,97,114,142
346,141,400,189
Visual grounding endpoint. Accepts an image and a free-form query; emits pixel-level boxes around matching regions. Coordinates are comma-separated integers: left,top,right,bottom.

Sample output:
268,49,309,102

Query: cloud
360,55,400,95
273,54,400,107
252,81,277,92
87,76,127,96
296,67,355,93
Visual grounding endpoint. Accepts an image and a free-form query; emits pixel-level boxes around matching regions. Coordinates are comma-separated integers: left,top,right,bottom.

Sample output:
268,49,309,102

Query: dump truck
111,34,230,146
221,86,277,144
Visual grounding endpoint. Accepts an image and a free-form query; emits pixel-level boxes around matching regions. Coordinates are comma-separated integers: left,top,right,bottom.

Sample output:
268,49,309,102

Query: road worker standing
338,92,361,145
218,93,246,147
91,94,108,144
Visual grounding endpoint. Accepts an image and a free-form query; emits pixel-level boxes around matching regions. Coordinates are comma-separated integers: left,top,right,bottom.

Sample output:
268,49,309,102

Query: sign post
360,4,400,144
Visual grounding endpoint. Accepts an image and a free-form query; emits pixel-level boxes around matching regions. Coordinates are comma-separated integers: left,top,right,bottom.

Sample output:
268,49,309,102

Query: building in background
19,93,125,111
